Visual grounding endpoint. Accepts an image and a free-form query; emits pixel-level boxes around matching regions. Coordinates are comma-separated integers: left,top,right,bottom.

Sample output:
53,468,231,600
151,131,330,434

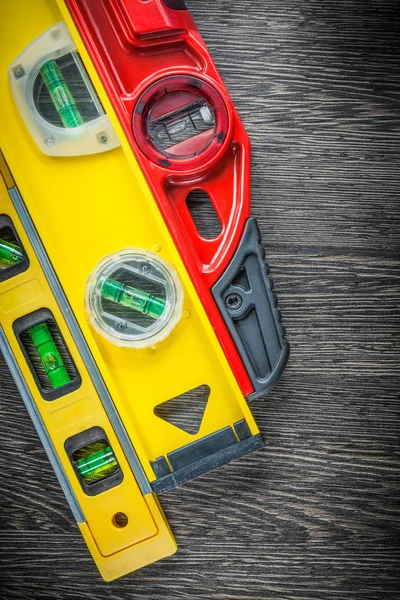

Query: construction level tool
0,0,289,582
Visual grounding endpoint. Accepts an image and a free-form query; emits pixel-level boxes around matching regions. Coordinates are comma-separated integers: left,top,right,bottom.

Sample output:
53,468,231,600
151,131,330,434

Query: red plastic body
65,0,253,396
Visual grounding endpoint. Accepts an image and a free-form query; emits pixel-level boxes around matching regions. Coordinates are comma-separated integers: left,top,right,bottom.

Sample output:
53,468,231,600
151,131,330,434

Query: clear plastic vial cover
9,22,120,156
85,250,184,348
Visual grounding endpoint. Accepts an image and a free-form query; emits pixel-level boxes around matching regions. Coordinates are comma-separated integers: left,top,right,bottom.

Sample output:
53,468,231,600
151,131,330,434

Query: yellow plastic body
0,0,260,581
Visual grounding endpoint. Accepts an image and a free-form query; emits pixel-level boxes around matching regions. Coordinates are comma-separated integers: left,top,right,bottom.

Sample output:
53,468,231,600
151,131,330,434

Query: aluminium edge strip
0,323,84,524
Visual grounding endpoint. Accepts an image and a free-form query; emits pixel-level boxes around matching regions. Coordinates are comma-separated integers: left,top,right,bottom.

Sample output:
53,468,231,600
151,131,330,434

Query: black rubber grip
212,218,289,400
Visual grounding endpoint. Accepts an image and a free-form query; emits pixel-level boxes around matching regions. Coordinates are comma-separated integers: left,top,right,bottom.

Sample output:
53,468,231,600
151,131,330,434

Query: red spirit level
62,0,289,399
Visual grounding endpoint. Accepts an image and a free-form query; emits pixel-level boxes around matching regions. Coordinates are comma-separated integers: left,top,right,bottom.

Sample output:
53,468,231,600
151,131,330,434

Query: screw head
96,132,108,144
118,322,128,331
13,64,25,79
225,293,243,311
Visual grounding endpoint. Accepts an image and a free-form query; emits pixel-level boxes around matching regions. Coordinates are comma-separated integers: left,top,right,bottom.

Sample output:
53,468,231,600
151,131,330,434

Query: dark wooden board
1,0,399,598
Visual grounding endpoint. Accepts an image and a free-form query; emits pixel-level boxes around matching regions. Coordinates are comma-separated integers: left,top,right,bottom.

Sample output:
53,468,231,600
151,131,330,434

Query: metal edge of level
0,323,84,524
8,185,151,495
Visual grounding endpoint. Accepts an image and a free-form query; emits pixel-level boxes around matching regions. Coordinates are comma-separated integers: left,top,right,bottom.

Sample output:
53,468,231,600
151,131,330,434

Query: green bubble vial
0,238,24,266
28,323,71,389
85,250,184,348
101,278,166,320
75,443,119,485
40,59,84,128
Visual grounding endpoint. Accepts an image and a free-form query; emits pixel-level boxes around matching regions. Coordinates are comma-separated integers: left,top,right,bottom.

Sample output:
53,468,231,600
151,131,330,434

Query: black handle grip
212,218,289,400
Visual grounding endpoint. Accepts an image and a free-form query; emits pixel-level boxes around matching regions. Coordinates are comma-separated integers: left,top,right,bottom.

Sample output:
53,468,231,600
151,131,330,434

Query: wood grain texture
0,0,399,598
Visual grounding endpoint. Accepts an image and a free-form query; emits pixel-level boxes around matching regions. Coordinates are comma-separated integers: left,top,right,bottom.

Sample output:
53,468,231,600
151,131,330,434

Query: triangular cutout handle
154,385,211,435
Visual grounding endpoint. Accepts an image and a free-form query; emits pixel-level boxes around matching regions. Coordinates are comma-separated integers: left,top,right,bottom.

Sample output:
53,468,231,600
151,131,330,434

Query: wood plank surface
0,0,399,598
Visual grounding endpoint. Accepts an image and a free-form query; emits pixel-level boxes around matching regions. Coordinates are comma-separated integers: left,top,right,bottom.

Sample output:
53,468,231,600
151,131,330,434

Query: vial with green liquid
0,238,24,266
40,59,84,129
86,250,184,348
28,323,71,390
101,278,166,320
75,443,119,485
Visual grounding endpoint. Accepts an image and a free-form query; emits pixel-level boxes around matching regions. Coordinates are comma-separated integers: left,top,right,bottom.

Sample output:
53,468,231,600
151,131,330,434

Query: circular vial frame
133,75,230,172
85,250,184,348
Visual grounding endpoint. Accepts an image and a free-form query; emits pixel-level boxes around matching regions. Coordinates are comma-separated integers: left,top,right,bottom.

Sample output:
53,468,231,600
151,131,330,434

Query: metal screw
118,322,128,331
225,293,243,311
97,132,108,144
142,264,150,274
13,65,25,79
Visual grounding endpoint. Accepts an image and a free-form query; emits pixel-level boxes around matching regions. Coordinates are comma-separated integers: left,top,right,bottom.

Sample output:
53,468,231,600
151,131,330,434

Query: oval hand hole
186,189,222,239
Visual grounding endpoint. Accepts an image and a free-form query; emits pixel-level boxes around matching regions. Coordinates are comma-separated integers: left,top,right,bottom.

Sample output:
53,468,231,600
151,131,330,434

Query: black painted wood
1,0,399,598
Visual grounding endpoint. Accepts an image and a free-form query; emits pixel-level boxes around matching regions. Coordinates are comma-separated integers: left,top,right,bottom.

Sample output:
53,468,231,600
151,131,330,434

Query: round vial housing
85,250,184,348
133,75,229,171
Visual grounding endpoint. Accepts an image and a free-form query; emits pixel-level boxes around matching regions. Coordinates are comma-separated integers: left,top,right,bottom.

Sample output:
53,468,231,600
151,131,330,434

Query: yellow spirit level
0,0,277,582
